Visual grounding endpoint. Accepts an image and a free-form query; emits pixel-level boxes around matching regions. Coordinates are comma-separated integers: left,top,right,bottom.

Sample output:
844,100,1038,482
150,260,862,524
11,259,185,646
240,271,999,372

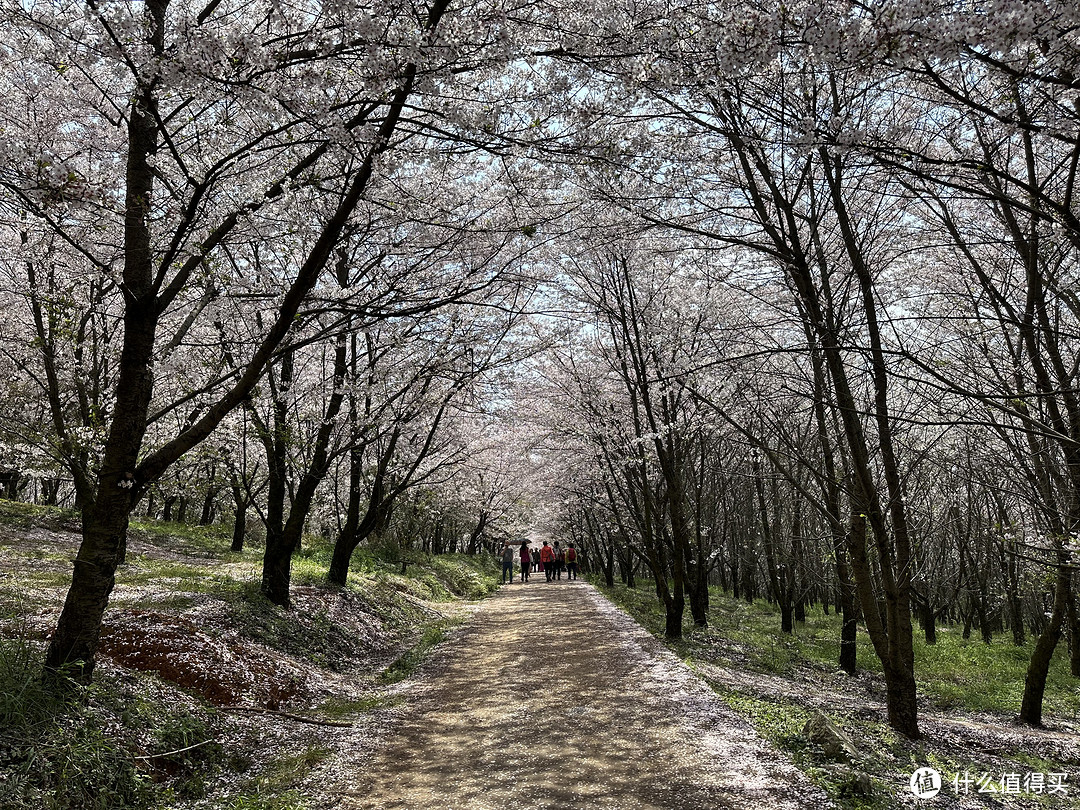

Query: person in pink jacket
519,541,532,583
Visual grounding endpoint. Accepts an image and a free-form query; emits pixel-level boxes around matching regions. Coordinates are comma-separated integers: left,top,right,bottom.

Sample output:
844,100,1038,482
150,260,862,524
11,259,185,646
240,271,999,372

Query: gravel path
336,579,833,810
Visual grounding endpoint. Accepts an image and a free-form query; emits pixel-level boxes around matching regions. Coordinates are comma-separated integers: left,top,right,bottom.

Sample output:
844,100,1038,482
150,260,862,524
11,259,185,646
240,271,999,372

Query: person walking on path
500,541,516,584
554,541,566,580
539,541,556,582
566,544,579,580
519,541,532,583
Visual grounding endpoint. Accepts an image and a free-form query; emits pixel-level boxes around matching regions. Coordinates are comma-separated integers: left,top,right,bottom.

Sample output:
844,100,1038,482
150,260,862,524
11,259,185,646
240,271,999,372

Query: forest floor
597,582,1080,810
3,505,1080,810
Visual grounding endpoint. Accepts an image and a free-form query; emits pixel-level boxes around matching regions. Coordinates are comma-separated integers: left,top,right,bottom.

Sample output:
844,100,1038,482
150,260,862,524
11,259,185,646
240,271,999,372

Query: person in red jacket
539,541,556,582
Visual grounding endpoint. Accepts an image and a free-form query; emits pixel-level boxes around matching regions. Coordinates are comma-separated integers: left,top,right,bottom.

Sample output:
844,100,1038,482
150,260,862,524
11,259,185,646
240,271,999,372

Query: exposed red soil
99,611,306,708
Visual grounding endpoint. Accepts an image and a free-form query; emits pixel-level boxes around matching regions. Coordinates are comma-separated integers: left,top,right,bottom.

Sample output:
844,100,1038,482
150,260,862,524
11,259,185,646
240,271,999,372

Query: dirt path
334,579,833,810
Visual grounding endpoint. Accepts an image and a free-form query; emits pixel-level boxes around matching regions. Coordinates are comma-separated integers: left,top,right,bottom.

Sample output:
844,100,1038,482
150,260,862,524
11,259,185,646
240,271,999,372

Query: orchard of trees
1,0,1078,745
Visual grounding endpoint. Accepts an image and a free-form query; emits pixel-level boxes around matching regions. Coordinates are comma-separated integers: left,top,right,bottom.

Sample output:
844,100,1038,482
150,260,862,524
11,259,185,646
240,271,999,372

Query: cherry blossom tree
2,0,552,681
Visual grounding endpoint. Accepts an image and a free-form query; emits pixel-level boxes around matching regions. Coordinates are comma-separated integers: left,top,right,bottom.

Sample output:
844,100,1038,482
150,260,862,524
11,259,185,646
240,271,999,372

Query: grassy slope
595,579,1080,810
0,501,500,810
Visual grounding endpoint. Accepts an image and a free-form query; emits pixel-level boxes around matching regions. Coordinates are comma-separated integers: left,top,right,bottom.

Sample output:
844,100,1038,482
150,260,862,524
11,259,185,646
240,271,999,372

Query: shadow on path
337,580,832,810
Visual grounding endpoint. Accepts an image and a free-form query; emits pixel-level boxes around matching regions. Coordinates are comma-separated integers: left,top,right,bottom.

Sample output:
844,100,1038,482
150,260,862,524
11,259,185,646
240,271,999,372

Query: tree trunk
327,430,398,586
603,540,615,587
259,349,293,605
263,331,348,605
780,604,794,634
42,478,59,506
665,593,684,638
432,522,444,555
921,600,937,646
231,504,247,553
1006,539,1026,646
42,21,165,678
199,485,219,526
839,596,858,674
687,546,710,627
620,542,636,589
467,511,487,555
1067,575,1080,677
1020,565,1070,725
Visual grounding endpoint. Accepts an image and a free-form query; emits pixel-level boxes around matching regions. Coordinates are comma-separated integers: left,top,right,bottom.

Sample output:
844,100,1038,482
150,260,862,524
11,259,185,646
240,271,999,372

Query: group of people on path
499,540,578,584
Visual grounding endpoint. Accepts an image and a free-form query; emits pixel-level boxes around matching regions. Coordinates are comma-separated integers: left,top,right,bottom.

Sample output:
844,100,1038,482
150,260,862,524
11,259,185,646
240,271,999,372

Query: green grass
314,694,401,720
599,580,1080,719
0,634,225,810
215,747,328,810
117,557,232,587
223,790,308,810
595,579,1080,810
125,518,235,558
717,687,813,743
378,617,463,684
22,569,79,588
0,500,79,531
256,747,331,792
910,627,1056,714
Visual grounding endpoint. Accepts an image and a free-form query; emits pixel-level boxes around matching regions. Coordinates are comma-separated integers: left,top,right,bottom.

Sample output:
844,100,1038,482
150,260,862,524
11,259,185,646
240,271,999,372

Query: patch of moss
224,790,308,810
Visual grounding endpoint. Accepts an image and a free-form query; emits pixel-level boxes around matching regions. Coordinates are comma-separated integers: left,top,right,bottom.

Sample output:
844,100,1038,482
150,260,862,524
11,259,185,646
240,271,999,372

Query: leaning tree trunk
467,511,488,555
42,17,165,679
327,430,398,586
1020,563,1070,725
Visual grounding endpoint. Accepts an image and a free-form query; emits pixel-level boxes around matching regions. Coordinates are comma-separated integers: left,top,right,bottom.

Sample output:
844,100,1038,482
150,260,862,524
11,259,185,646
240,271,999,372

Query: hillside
0,501,499,810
